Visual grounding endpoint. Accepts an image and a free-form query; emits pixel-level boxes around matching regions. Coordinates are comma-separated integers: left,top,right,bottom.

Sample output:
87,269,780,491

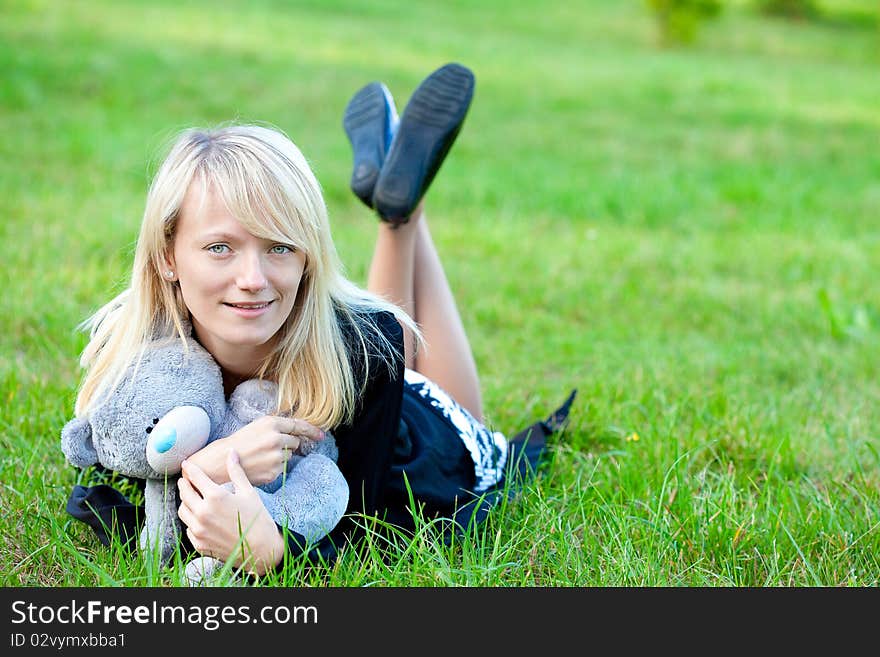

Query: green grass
2,0,878,586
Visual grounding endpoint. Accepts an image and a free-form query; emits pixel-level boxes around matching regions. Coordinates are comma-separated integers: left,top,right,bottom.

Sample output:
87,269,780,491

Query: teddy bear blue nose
150,426,177,454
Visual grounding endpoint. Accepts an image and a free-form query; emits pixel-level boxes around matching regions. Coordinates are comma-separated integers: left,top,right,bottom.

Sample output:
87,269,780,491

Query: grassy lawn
1,0,878,586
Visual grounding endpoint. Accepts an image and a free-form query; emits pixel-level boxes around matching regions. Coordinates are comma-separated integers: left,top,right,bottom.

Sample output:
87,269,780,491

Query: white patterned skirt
402,369,508,493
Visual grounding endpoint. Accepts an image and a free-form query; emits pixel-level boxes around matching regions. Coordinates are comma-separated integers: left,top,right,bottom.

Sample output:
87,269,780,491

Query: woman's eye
270,244,295,255
207,244,229,254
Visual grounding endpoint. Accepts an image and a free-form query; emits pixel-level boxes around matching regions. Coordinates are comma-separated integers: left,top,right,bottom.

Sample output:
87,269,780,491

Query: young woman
66,63,574,576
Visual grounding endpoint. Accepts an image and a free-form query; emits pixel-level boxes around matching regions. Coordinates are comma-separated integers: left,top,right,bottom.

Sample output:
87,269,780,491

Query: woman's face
167,182,306,374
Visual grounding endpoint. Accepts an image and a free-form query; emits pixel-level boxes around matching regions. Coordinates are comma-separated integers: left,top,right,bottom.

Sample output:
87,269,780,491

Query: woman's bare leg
367,212,418,365
367,203,484,421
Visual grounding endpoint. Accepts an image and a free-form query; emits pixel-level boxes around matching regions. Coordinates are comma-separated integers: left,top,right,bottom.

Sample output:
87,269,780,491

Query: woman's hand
185,415,325,486
177,450,286,576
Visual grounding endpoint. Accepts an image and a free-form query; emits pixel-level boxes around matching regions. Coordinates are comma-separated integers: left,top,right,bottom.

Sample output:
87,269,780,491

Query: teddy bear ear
60,417,98,468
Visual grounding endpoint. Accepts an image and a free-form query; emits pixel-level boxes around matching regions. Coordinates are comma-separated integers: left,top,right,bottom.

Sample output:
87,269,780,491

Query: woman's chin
226,331,278,349
204,329,280,358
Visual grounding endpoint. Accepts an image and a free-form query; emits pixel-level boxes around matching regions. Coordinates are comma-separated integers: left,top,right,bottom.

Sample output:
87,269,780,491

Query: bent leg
411,214,483,422
367,211,418,368
366,204,483,421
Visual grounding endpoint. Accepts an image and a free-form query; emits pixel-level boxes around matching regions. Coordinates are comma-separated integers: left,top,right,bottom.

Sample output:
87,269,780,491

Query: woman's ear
161,250,177,282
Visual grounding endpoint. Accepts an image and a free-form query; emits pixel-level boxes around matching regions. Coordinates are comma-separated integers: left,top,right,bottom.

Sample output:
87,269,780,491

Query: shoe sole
373,63,475,223
343,82,398,209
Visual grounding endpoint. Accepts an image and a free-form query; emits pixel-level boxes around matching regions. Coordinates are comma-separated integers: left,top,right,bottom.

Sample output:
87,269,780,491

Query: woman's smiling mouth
224,300,275,316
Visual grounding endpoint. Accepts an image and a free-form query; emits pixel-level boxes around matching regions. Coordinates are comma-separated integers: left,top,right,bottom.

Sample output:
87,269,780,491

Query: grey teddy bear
60,328,348,583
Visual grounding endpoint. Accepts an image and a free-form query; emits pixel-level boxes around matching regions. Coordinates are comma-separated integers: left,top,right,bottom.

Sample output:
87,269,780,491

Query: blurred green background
2,0,878,585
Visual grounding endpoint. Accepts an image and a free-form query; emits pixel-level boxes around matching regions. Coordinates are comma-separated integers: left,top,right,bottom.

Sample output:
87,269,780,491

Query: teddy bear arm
60,417,98,468
256,454,349,545
295,432,339,461
228,379,278,425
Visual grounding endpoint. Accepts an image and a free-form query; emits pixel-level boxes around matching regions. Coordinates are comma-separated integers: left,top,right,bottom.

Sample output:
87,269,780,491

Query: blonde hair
75,123,419,428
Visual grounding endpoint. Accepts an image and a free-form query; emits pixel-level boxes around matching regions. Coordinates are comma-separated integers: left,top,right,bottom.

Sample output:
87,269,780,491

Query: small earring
165,270,174,279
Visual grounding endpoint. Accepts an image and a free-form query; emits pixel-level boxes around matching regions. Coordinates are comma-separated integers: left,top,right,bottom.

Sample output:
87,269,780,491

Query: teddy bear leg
140,477,182,565
183,556,232,587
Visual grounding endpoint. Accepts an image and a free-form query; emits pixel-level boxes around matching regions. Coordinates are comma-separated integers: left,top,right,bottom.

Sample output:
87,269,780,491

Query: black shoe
343,81,399,209
372,62,475,224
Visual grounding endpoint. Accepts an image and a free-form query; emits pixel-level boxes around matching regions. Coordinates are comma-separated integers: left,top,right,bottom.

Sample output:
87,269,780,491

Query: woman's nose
236,253,269,291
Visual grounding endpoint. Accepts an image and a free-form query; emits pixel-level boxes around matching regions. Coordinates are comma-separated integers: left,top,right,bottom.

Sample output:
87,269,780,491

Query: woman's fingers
226,450,252,490
186,527,211,557
282,434,301,453
177,498,197,529
273,416,324,441
177,473,201,506
181,459,221,498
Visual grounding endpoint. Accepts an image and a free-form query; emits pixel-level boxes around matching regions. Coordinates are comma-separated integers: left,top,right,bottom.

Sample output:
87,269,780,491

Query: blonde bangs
202,134,320,257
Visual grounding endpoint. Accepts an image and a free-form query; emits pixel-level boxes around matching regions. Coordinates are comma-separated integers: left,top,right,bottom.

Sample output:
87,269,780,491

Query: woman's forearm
243,528,286,576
